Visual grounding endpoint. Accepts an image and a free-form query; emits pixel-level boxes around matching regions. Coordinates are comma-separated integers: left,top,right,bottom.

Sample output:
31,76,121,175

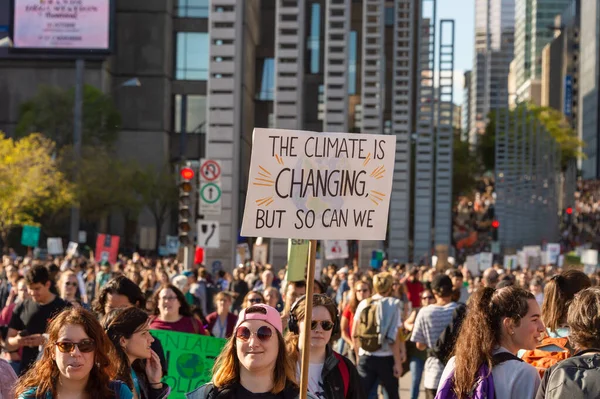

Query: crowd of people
1,252,600,398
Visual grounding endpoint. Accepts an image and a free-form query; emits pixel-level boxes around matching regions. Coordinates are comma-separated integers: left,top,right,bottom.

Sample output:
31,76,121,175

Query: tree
133,165,179,250
0,133,74,253
453,130,479,198
15,84,121,149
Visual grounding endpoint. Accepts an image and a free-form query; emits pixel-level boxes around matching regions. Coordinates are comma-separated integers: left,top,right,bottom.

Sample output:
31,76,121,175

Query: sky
436,0,475,106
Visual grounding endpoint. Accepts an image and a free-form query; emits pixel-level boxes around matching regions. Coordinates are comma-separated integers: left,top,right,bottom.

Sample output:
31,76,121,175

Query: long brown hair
150,284,194,317
452,287,534,398
212,307,296,393
348,280,372,313
14,308,117,399
542,270,591,333
102,307,151,390
284,294,340,365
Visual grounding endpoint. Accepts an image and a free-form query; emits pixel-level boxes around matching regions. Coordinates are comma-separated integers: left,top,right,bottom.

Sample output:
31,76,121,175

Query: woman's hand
145,349,163,386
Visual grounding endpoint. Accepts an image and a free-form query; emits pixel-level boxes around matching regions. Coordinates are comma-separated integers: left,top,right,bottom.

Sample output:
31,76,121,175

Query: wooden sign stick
299,239,317,399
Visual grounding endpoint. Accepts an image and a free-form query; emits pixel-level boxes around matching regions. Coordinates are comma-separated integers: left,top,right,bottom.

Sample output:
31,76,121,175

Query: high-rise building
580,0,599,178
513,0,572,103
462,70,472,141
468,0,515,146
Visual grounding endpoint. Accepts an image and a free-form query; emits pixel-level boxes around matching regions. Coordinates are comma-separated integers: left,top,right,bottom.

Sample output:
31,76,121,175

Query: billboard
11,0,113,53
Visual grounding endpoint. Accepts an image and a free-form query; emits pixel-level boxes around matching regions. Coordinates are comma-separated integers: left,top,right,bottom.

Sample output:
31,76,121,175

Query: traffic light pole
70,58,84,243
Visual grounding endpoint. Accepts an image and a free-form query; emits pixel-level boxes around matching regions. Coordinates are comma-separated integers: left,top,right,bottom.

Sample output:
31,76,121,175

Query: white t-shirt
440,347,541,399
296,362,326,399
353,294,402,357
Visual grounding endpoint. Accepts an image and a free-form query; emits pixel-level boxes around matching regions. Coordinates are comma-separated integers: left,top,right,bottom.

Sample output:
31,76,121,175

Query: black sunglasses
311,320,334,331
235,325,273,342
55,339,96,353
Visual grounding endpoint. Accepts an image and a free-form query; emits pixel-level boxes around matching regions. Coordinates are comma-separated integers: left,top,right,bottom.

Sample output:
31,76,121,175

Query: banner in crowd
21,225,40,248
47,237,64,255
287,239,310,281
324,240,349,260
95,234,119,264
240,128,397,240
151,329,226,399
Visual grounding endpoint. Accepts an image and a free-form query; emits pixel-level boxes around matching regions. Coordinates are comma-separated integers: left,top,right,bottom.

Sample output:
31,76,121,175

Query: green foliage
0,132,74,250
16,84,121,149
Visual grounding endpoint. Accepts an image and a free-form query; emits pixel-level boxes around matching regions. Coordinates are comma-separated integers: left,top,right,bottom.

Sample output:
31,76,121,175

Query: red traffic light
566,207,573,215
491,220,500,229
180,167,195,180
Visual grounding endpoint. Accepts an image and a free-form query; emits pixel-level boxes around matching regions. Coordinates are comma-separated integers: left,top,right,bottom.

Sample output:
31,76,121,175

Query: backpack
430,303,468,364
521,336,571,378
199,280,218,314
435,352,523,399
355,298,381,352
333,352,350,397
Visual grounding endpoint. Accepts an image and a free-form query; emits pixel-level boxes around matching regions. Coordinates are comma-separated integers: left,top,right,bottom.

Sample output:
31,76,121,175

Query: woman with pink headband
187,304,316,399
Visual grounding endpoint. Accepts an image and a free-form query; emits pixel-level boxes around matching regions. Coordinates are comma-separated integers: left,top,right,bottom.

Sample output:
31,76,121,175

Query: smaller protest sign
503,255,518,270
582,249,598,266
66,242,78,257
166,235,180,255
466,255,479,277
546,243,561,264
21,225,40,248
47,238,64,255
150,329,226,399
324,240,349,260
478,252,493,271
95,234,120,264
253,243,268,265
287,239,309,281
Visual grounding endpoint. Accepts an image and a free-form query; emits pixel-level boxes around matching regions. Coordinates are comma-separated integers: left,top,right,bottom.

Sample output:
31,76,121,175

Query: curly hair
14,308,117,399
451,286,534,398
567,287,600,351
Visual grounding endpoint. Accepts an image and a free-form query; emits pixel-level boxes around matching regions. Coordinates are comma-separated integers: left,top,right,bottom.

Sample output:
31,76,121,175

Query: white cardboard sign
240,129,396,240
324,240,349,260
47,238,64,255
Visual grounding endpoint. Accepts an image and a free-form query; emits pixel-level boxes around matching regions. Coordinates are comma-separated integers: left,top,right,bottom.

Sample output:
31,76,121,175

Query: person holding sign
15,307,133,399
103,307,170,399
186,304,314,399
285,294,365,399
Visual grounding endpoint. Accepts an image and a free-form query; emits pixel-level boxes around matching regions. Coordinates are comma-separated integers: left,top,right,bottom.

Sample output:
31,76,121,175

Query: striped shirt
411,302,458,389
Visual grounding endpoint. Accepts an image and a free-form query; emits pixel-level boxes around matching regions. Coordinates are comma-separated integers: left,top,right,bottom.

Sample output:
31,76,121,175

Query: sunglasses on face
311,320,334,331
235,325,273,342
55,339,96,353
248,298,263,304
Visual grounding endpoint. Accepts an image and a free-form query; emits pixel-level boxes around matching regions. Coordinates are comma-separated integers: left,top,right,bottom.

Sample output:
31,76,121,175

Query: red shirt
149,316,206,334
342,305,355,336
405,280,424,309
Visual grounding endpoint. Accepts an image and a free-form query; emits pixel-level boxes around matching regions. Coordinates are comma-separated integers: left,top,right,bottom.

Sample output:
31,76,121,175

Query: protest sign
66,242,78,257
546,243,561,264
503,255,518,270
150,329,226,399
466,255,479,277
95,234,119,264
21,225,40,248
166,235,180,255
287,239,309,281
47,238,64,255
324,240,349,260
478,252,493,271
253,243,268,264
240,129,396,240
582,249,598,266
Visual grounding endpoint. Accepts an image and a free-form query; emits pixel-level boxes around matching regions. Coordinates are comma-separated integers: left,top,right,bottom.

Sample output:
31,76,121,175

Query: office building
513,0,571,103
468,0,515,146
462,70,472,141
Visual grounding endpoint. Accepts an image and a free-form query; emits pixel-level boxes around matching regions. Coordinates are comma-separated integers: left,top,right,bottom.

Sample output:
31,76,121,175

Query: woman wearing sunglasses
59,271,88,309
286,295,365,399
14,307,133,399
187,304,305,399
241,291,265,309
103,307,170,399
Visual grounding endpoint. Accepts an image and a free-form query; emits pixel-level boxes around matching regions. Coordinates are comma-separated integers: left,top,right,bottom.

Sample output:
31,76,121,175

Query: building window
176,32,209,80
385,6,394,26
176,0,209,18
174,95,207,133
309,3,321,74
258,58,275,100
348,31,357,94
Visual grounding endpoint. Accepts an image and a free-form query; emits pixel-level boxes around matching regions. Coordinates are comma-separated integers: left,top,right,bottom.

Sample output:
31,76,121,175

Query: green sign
200,183,222,204
21,225,41,248
287,239,309,281
151,329,226,399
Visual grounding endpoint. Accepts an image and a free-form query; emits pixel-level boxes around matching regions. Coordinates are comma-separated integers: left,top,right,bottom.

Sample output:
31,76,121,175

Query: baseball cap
234,304,283,334
431,274,453,296
336,266,349,275
182,270,194,278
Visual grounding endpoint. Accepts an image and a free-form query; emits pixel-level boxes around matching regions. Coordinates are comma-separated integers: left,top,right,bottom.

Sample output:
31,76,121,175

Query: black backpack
429,302,467,364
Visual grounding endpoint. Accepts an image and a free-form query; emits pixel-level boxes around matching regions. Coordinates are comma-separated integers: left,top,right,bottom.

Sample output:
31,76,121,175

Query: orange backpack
521,336,571,377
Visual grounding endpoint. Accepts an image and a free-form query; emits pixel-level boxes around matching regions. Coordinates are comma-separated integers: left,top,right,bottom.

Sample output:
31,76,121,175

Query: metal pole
179,97,190,269
70,58,84,242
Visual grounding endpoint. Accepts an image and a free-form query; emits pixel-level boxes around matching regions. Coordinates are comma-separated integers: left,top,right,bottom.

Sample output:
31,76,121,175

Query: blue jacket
19,381,133,399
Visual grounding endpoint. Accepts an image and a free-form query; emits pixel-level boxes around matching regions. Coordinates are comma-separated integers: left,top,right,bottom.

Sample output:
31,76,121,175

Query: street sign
199,159,222,216
197,221,220,248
